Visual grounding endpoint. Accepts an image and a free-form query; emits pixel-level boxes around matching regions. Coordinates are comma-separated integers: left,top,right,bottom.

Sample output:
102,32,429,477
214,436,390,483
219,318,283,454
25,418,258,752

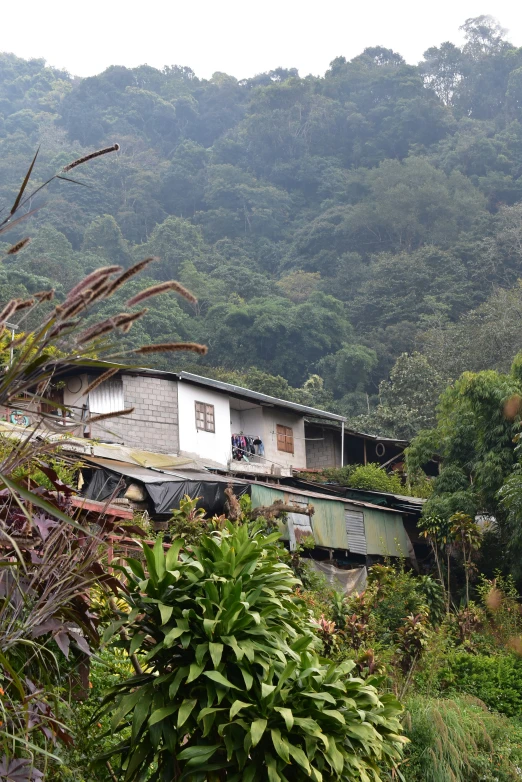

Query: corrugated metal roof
58,360,346,423
261,481,399,513
83,456,249,485
178,372,346,422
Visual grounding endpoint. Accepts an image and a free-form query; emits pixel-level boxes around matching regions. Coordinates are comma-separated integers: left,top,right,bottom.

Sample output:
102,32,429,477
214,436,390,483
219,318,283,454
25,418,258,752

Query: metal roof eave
55,361,346,424
177,372,347,422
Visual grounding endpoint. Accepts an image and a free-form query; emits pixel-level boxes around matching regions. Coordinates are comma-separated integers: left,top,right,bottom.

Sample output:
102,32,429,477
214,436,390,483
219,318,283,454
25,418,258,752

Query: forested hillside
2,14,522,434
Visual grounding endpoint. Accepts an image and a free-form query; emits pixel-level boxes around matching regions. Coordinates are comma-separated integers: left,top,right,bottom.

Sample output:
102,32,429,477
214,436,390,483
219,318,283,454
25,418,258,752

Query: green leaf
196,642,209,666
153,536,166,580
197,706,226,722
288,743,311,775
163,626,185,647
250,718,267,747
129,632,145,656
261,683,276,698
166,539,184,570
142,542,158,586
159,604,174,625
132,690,152,741
274,707,294,730
271,728,290,763
169,667,188,699
186,661,204,684
176,744,220,761
111,689,143,731
301,691,336,704
209,642,223,667
204,670,239,690
230,700,250,719
177,698,198,729
266,754,281,782
290,635,313,653
323,709,345,724
239,666,253,690
125,557,145,579
148,705,177,727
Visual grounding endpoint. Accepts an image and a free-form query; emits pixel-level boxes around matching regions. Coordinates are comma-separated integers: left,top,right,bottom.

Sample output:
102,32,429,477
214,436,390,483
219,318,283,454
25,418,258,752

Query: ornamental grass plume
62,143,120,172
135,341,207,355
6,237,30,255
126,280,197,307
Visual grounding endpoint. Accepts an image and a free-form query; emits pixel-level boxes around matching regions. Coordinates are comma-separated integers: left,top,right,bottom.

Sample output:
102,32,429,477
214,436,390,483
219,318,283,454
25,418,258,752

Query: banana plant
98,522,407,781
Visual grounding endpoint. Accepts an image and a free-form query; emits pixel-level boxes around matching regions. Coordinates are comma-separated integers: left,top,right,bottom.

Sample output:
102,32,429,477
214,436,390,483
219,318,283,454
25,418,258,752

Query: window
195,401,215,432
276,424,294,454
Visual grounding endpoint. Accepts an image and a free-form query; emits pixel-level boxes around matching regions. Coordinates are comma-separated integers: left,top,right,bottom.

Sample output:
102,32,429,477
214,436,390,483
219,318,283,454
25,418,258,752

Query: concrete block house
45,365,346,477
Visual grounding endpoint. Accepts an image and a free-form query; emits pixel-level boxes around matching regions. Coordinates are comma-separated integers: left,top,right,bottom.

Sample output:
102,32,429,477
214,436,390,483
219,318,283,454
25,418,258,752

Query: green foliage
99,525,406,780
437,651,522,717
3,26,522,429
402,695,522,781
167,494,208,546
48,649,135,782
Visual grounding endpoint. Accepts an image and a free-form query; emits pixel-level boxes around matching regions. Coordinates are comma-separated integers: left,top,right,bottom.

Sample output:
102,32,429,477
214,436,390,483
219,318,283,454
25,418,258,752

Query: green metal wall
250,484,347,549
363,507,409,557
250,483,409,557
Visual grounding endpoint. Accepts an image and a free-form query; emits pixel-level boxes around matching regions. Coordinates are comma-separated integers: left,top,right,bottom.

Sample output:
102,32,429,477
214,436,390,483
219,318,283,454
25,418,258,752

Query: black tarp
145,480,249,516
83,465,250,517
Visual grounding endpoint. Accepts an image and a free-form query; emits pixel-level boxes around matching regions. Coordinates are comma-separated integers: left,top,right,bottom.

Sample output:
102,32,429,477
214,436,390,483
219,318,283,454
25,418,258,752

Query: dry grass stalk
88,407,135,424
66,266,122,302
136,342,208,355
62,143,120,173
104,257,158,296
126,280,197,307
6,237,30,255
83,368,120,396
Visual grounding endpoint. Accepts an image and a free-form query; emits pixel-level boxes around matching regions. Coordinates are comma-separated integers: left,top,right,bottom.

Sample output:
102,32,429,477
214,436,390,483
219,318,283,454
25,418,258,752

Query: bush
436,650,522,717
48,649,135,782
98,523,406,780
402,695,522,781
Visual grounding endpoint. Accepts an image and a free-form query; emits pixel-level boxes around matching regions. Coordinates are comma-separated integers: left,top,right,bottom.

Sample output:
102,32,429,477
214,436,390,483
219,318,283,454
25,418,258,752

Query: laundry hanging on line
231,434,264,460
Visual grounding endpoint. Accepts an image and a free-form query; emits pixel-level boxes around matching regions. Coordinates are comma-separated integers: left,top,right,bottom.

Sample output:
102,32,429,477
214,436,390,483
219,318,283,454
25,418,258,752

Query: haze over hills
2,14,522,437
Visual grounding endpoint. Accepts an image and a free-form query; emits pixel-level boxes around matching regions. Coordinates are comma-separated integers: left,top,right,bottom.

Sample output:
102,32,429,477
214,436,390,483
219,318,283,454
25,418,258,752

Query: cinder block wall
116,375,179,454
305,426,340,469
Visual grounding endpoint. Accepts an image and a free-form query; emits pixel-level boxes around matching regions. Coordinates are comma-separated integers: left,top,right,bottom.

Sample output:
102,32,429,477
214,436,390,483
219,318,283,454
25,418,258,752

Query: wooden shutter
276,424,294,453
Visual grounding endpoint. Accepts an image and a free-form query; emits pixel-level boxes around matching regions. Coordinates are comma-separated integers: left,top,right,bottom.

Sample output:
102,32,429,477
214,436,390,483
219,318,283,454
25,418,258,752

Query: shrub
402,695,522,781
98,523,406,780
437,650,522,717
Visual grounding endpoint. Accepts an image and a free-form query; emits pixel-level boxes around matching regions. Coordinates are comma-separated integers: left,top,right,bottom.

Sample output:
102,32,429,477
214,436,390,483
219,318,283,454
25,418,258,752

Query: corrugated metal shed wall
310,498,347,549
250,484,409,557
345,509,367,555
364,507,409,557
250,484,347,549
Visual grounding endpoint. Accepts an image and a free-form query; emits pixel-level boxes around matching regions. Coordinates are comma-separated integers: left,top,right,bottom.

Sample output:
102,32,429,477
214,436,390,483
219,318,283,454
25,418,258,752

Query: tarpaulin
305,560,367,595
83,462,250,517
144,479,249,516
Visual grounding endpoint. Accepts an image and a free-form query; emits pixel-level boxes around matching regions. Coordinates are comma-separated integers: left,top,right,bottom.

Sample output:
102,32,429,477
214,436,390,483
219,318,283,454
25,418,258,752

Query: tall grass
401,694,522,781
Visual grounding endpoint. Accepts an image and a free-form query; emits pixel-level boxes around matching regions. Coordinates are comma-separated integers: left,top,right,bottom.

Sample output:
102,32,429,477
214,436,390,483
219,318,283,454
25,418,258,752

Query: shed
250,482,409,557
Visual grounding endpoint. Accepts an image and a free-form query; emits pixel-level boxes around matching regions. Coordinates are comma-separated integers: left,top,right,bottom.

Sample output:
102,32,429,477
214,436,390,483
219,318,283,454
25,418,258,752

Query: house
32,364,346,478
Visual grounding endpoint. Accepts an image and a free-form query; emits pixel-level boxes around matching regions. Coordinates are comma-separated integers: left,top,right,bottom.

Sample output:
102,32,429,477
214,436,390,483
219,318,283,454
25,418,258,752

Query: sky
1,1,522,80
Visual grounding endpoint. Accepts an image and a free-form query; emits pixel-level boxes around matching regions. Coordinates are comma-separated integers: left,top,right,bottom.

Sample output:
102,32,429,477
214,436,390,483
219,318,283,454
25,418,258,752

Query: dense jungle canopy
2,15,522,435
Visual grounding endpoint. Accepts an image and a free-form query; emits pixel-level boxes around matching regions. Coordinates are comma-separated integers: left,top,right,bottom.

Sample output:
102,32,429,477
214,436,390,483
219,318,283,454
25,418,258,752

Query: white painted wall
262,409,306,470
177,381,231,466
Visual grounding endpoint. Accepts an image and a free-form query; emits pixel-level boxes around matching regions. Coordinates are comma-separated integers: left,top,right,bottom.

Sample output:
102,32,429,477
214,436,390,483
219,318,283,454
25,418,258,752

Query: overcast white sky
1,1,522,80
